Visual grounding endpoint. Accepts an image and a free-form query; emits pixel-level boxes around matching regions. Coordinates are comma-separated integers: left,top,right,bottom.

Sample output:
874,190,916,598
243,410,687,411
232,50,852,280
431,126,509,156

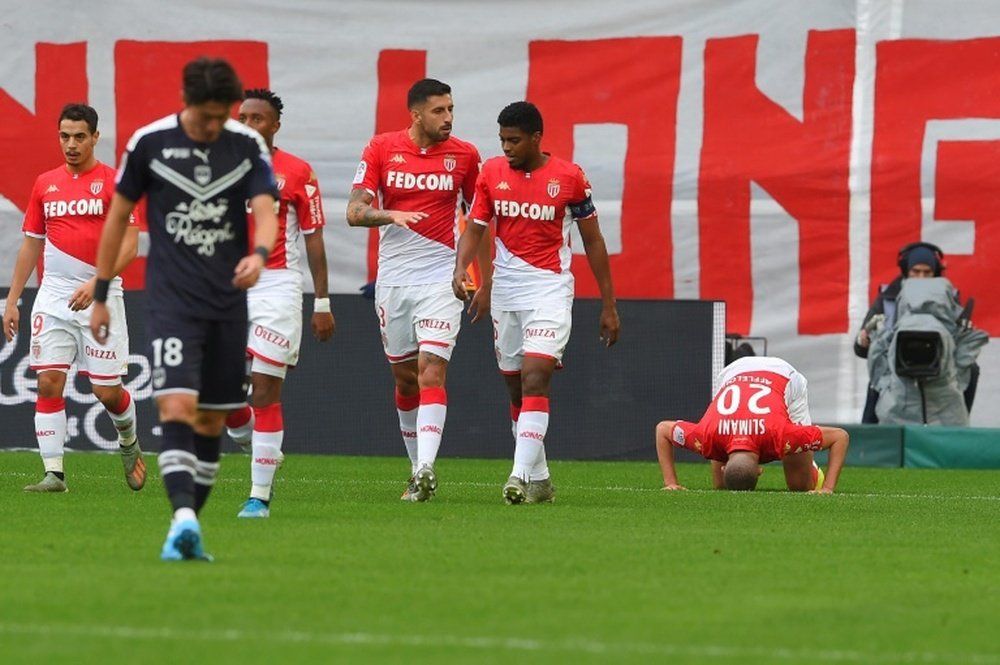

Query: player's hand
452,270,471,301
389,210,428,229
466,286,491,324
233,253,265,290
808,487,834,495
90,301,111,345
2,303,19,343
661,484,687,491
599,304,620,347
68,277,96,312
312,311,336,342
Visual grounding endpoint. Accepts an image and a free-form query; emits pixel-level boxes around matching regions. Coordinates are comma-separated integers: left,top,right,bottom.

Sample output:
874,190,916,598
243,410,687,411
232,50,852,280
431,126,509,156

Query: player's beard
426,123,451,144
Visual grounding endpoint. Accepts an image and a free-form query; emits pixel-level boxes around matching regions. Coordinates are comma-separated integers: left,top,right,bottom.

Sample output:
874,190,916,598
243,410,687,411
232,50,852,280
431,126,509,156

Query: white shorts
492,303,572,374
29,289,129,386
247,294,303,378
375,282,462,363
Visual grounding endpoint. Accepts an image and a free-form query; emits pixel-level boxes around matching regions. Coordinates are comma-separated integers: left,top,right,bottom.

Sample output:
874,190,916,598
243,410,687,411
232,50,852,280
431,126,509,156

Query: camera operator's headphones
897,242,945,276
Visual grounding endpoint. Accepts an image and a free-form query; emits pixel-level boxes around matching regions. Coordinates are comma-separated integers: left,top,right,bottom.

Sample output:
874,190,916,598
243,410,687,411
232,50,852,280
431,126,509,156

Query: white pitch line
5,469,1000,502
0,622,997,664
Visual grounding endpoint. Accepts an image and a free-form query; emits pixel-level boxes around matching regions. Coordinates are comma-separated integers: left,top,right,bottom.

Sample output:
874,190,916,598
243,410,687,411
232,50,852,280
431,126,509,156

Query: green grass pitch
1,450,998,664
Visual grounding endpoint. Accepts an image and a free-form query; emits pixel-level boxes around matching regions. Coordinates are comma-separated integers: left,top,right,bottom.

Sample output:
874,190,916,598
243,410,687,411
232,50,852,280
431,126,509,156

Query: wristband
313,297,331,314
94,278,111,304
254,246,270,263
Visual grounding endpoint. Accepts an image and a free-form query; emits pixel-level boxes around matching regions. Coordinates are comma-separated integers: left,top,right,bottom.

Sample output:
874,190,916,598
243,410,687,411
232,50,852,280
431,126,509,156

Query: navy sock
160,421,196,512
193,432,221,513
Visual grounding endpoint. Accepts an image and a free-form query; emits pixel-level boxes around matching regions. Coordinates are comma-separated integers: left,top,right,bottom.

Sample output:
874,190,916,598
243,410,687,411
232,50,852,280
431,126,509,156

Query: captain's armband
568,195,596,220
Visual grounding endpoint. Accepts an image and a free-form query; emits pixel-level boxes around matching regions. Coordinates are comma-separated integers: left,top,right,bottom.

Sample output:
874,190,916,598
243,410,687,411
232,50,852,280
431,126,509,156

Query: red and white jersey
22,162,130,298
469,154,595,310
672,357,822,464
250,148,325,298
352,129,480,286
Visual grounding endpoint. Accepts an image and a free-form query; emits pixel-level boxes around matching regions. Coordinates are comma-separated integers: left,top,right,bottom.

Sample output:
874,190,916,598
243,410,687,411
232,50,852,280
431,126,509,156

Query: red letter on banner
872,38,1000,335
527,37,681,298
0,43,88,212
114,41,269,160
113,41,269,288
699,30,854,334
367,50,427,282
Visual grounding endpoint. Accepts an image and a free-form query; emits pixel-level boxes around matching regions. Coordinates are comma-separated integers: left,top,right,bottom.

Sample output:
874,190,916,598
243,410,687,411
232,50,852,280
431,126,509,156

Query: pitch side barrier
0,289,725,461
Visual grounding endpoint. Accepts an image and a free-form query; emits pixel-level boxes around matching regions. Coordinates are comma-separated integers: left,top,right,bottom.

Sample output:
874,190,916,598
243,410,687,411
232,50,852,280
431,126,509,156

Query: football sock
35,396,67,475
226,405,254,447
250,403,283,501
173,506,197,524
512,396,549,482
106,389,137,446
512,402,549,479
159,422,197,511
510,403,520,443
416,387,447,468
530,445,550,482
396,389,420,474
193,432,221,513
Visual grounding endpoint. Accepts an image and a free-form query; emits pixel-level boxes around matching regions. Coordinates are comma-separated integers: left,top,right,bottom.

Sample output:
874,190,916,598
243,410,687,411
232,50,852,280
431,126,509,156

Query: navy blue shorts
146,310,249,410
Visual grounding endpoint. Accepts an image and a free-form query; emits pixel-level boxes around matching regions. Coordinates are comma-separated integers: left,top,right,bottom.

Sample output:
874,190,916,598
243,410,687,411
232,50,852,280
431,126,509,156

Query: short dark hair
244,88,284,118
183,57,244,106
497,101,543,135
407,78,451,109
59,103,98,134
723,453,759,491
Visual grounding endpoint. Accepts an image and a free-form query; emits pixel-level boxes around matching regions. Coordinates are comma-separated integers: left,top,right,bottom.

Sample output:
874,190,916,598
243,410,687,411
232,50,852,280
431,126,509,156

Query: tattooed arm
346,188,427,229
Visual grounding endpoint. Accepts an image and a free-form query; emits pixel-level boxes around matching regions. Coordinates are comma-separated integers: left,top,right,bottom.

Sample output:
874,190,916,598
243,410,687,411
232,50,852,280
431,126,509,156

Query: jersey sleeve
468,168,493,225
115,135,150,203
671,421,711,457
295,164,325,234
352,139,382,196
780,423,824,457
785,370,812,425
21,178,46,237
461,145,482,208
567,165,597,221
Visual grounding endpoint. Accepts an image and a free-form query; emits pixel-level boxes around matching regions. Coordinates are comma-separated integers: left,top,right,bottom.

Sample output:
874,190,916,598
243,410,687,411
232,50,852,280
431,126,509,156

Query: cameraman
855,242,980,423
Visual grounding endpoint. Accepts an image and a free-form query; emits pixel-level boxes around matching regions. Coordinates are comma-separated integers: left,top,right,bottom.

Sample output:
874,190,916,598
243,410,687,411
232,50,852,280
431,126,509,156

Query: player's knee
157,395,197,424
250,373,284,406
35,371,66,398
92,384,124,409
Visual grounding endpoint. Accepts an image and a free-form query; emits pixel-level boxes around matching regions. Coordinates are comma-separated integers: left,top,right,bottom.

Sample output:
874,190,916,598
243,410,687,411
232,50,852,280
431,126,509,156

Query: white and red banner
2,0,999,425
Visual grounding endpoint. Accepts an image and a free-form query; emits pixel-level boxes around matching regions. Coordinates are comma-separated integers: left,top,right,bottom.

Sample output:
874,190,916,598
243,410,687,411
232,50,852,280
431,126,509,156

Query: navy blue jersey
116,114,278,320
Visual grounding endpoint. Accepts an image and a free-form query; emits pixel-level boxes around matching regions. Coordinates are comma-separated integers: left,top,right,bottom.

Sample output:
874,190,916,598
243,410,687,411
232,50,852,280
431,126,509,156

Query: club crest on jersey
496,181,511,191
275,176,286,191
443,155,456,172
90,180,104,195
194,165,211,186
547,179,560,198
390,153,406,164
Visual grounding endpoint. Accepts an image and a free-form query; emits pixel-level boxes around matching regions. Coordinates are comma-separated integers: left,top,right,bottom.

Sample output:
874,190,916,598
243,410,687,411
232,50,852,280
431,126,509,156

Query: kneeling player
655,356,848,493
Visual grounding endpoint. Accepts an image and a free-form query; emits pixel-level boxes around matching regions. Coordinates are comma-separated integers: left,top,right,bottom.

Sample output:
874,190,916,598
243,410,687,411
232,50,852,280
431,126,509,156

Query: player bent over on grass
655,356,848,493
224,88,336,519
3,103,145,493
453,101,620,505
